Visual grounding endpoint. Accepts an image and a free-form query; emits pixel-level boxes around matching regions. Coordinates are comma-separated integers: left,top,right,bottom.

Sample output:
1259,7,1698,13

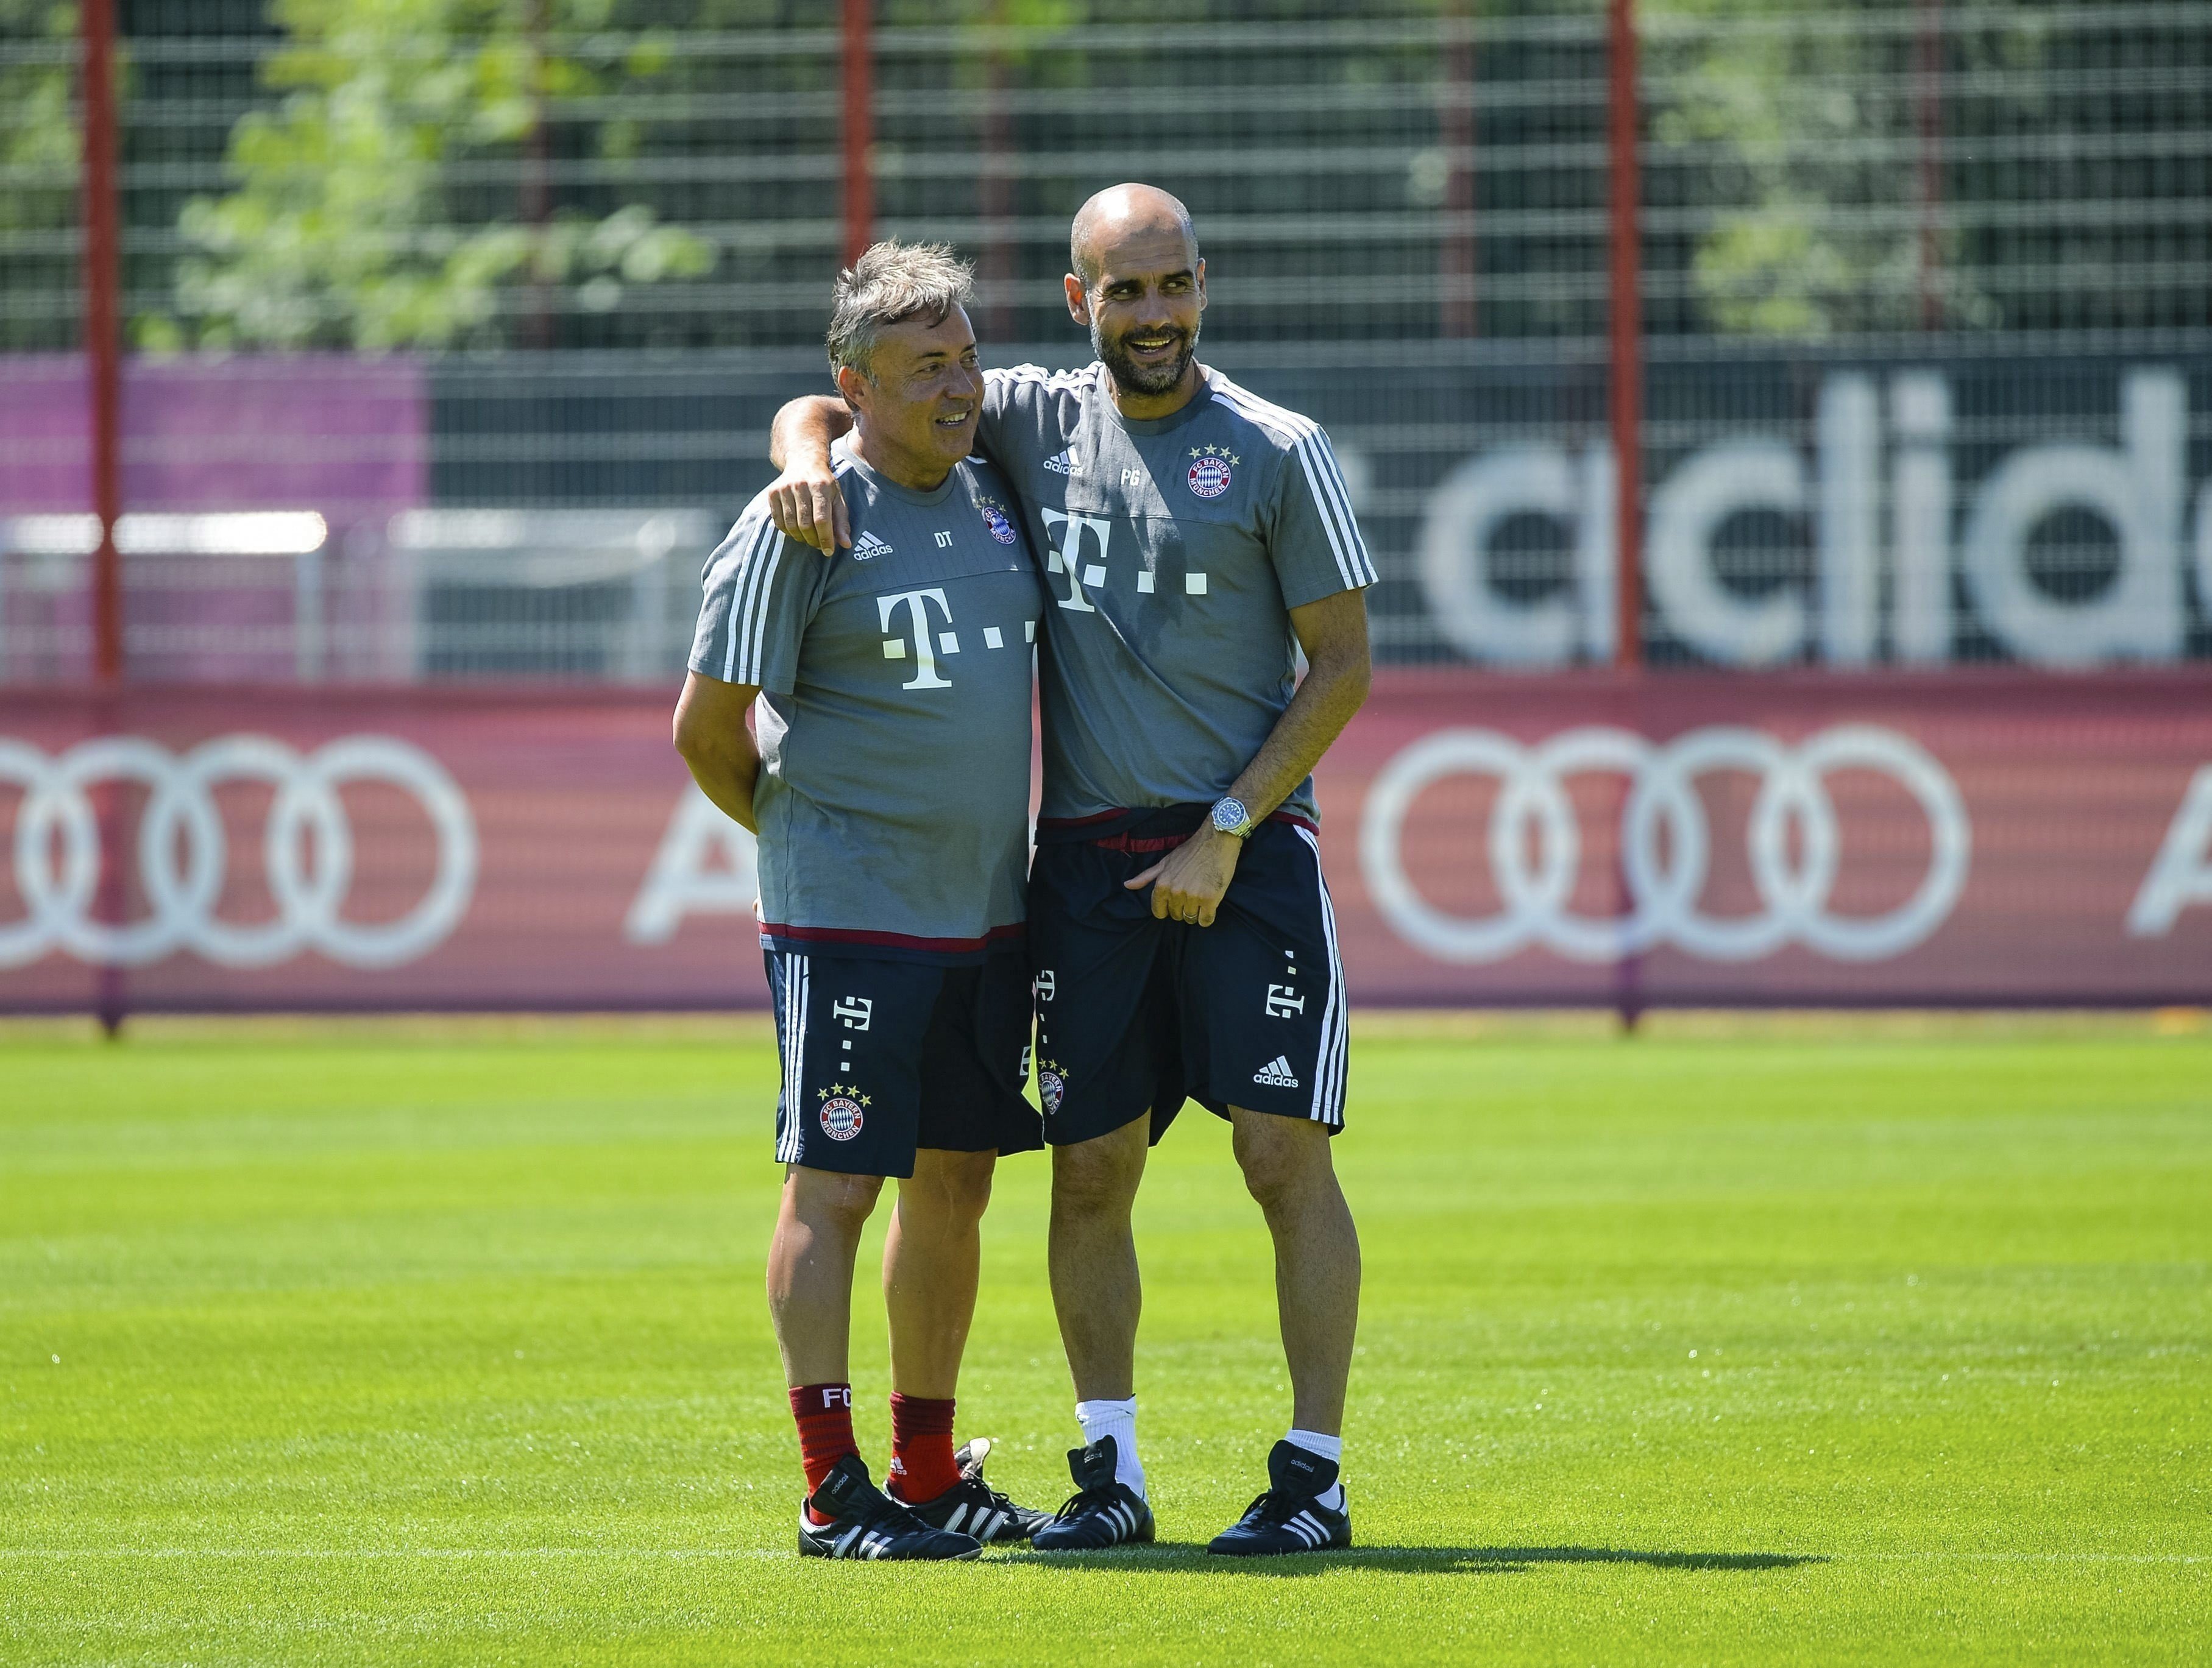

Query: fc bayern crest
1186,445,1239,499
978,498,1019,545
1038,1067,1066,1115
818,1095,864,1142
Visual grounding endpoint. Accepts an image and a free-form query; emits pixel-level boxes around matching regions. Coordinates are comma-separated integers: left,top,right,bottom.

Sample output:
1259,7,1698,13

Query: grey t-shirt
977,362,1375,827
689,437,1044,960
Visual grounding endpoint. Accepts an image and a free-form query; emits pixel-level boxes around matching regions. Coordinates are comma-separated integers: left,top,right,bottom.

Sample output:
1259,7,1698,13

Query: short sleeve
980,364,1088,469
1266,424,1378,609
977,365,1043,464
688,508,821,694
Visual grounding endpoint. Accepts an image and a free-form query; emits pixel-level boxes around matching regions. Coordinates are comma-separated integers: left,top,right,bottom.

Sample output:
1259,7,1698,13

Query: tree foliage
1647,0,2049,336
154,0,715,350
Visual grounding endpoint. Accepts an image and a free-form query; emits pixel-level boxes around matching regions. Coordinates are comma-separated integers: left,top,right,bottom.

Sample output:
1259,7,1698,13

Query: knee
793,1168,882,1234
913,1150,996,1224
1233,1116,1327,1213
1053,1125,1146,1216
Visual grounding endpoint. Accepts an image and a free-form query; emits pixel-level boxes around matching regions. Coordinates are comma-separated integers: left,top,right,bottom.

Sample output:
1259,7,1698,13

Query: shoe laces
1236,1488,1306,1528
1053,1482,1125,1523
844,1488,927,1535
952,1474,1023,1518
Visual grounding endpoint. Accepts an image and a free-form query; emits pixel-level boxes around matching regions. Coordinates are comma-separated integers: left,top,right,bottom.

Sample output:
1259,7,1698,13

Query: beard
1093,317,1199,397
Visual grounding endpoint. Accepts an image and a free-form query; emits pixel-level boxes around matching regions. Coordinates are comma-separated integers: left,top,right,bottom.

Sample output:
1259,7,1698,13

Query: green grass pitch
3,1013,2208,1666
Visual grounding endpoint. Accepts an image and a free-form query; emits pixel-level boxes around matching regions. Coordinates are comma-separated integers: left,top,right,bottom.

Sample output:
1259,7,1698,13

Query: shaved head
1070,183,1197,286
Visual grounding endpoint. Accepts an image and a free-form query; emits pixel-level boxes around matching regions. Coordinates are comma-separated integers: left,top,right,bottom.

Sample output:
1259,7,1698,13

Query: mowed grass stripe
2,1019,2207,1666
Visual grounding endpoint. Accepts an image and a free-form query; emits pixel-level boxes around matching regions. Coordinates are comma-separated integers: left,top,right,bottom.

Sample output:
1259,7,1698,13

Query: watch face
1214,798,1247,832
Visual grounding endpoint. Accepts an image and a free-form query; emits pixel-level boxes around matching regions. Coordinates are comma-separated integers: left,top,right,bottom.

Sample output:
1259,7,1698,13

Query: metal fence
5,0,2212,682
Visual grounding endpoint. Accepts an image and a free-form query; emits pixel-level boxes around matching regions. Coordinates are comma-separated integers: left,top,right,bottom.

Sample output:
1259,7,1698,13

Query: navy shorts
764,946,1043,1178
1028,807,1349,1148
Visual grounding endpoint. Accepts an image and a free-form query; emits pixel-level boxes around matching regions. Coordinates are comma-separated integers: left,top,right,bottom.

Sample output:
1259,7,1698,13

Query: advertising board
5,676,2208,1014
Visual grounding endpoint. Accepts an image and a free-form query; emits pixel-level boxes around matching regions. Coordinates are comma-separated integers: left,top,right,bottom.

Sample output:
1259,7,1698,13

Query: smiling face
835,304,983,489
1066,186,1207,411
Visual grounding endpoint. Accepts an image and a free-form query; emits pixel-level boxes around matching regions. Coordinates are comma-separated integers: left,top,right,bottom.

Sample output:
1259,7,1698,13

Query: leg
1230,1108,1360,1435
1048,1112,1151,1400
767,1164,884,1387
882,1147,997,1398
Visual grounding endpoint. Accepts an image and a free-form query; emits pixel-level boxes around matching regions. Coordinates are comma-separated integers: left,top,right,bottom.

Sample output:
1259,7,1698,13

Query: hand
766,461,850,554
1125,825,1242,927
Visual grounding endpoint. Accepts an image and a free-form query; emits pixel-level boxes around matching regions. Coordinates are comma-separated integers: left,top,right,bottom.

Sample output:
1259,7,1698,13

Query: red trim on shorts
760,921,1025,954
1092,831,1186,853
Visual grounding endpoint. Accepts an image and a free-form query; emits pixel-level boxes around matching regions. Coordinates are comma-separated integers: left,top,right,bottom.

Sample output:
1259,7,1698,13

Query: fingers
1148,886,1214,927
1124,861,1166,891
767,479,843,553
767,482,801,542
799,489,834,554
809,482,842,551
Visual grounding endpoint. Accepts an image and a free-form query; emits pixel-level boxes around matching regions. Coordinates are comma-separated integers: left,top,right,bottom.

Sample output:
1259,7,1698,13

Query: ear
1064,272,1090,325
834,362,870,412
1194,256,1207,314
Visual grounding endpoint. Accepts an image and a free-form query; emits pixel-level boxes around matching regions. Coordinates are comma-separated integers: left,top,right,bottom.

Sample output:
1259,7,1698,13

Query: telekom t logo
1040,508,1110,612
877,587,957,690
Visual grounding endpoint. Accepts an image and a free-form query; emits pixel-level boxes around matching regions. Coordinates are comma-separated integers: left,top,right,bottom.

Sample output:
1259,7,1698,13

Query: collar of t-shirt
833,433,960,507
1097,366,1219,439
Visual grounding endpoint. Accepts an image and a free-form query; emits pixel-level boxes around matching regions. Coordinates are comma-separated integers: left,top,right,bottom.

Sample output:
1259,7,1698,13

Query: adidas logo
1041,449,1077,476
851,531,893,560
1252,1055,1300,1089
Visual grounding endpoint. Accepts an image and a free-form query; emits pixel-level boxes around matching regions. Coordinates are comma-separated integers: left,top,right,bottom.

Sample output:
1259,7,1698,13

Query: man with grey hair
765,187,1374,1557
674,239,1052,1561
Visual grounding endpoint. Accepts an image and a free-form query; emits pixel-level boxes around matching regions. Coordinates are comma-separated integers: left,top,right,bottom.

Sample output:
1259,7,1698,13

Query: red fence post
1608,0,1642,673
1606,0,1645,1031
841,0,874,268
79,0,128,1034
80,0,123,684
1915,0,1945,330
1441,4,1476,337
980,4,1014,340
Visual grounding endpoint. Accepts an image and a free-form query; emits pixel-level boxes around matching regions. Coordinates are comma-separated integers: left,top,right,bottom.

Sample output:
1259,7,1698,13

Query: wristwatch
1210,796,1257,840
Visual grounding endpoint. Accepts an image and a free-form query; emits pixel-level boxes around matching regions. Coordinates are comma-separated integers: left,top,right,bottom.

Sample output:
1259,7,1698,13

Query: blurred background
5,0,2210,680
4,1,2211,1016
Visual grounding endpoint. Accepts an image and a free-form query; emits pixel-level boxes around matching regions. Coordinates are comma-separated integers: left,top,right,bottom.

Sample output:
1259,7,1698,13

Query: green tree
1647,0,2047,336
153,0,714,350
0,0,80,352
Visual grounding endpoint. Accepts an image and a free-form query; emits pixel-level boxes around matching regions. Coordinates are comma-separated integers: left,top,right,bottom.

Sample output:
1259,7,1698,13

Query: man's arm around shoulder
766,395,855,553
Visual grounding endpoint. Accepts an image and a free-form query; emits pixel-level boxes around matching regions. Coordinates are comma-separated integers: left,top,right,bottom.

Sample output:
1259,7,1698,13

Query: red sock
886,1393,959,1504
790,1383,858,1519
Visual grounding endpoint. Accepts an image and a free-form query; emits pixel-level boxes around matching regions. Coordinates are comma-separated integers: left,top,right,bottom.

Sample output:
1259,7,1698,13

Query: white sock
1076,1398,1146,1497
1286,1427,1344,1510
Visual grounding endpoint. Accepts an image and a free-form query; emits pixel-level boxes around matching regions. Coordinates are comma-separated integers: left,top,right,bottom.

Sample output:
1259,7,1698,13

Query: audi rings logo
1358,725,1971,964
1,735,478,970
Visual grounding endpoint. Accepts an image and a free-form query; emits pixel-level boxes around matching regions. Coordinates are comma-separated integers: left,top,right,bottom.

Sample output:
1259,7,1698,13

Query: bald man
765,186,1372,1556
